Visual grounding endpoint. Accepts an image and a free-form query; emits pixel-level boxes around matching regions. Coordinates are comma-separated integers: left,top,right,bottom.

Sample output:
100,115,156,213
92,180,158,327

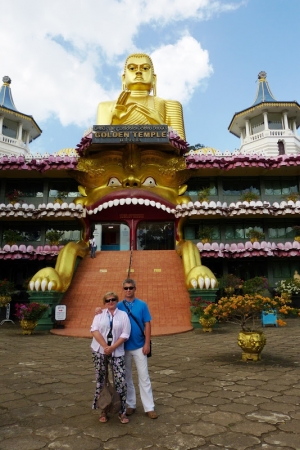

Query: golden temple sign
93,125,169,144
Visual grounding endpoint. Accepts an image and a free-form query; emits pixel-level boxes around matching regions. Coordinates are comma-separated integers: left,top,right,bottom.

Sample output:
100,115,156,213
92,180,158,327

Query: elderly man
96,53,186,140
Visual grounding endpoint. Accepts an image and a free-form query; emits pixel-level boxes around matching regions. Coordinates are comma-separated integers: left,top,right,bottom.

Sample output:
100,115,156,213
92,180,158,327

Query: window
250,115,264,134
278,140,285,155
267,224,294,239
272,261,299,280
48,180,81,198
6,180,44,198
268,113,282,130
3,118,18,139
137,222,174,250
265,179,298,196
228,260,268,280
222,178,260,196
198,224,220,240
225,223,263,240
185,178,217,196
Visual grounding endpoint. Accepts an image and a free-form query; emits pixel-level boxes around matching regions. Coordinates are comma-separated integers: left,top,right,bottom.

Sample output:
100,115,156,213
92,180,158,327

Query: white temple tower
0,76,42,156
228,71,300,156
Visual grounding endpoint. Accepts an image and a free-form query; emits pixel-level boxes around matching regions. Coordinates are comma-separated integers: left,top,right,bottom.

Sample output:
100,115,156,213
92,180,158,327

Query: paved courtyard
1,318,300,450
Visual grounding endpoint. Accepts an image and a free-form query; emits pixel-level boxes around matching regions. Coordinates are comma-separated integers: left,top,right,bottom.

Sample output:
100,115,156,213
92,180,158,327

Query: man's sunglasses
123,286,134,290
105,298,117,303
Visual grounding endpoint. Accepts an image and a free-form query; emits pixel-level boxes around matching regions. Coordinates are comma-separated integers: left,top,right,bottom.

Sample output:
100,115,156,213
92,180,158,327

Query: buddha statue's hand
29,268,63,292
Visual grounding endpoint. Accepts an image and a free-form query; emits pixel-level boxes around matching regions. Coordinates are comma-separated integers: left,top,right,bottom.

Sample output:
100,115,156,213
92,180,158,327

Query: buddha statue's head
122,53,157,95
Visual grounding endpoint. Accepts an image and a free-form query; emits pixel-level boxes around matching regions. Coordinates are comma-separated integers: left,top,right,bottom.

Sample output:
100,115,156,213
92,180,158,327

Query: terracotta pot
20,319,38,335
237,331,266,361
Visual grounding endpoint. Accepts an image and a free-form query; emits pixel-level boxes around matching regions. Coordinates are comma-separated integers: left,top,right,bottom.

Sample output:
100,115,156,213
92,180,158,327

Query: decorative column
263,111,269,130
282,111,289,130
0,115,3,134
239,128,244,145
292,120,297,134
25,131,30,146
17,122,23,141
245,119,250,138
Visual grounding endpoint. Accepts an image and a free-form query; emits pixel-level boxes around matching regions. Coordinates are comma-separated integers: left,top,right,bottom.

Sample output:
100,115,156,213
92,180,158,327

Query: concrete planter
27,291,64,331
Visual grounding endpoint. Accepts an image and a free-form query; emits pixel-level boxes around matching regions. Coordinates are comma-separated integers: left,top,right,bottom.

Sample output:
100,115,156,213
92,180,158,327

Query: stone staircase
51,250,192,337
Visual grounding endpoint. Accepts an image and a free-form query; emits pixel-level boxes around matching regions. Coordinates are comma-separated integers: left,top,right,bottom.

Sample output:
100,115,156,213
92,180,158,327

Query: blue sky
1,0,300,154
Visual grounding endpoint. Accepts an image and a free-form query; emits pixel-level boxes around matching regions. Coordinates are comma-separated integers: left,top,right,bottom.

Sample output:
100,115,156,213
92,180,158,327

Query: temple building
0,76,42,156
1,66,300,335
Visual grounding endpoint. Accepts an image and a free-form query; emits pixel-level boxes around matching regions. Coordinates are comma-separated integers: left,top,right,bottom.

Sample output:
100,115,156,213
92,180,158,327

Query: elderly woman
91,291,131,424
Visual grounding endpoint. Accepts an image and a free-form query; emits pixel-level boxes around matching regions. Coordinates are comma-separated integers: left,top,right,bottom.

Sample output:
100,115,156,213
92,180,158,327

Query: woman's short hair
103,291,118,304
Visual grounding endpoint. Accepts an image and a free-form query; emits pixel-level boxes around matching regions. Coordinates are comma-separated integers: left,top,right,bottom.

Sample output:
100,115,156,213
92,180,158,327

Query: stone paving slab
1,319,300,449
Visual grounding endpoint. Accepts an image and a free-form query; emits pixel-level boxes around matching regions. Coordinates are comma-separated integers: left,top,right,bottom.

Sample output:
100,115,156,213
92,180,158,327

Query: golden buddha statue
28,54,218,293
96,53,186,140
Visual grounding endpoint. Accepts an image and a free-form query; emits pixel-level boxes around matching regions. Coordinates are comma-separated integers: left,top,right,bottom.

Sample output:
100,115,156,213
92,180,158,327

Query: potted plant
204,294,299,361
190,296,203,328
0,279,15,306
242,277,270,297
197,226,214,243
198,300,217,332
283,192,300,202
45,230,64,245
240,191,260,202
2,229,23,245
54,191,69,204
218,274,243,295
275,278,300,299
15,302,49,335
197,187,211,202
292,226,300,242
5,189,24,204
245,228,265,243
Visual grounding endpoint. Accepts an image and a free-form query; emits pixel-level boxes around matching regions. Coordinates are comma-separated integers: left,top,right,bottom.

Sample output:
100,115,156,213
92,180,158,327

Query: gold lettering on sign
120,214,144,219
154,269,161,272
99,269,107,273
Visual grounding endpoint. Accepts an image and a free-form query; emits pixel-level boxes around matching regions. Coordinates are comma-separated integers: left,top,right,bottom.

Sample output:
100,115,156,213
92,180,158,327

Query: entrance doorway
92,223,130,251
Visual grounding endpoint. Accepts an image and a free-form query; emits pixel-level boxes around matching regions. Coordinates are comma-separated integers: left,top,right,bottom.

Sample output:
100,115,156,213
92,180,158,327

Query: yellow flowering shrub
204,294,300,331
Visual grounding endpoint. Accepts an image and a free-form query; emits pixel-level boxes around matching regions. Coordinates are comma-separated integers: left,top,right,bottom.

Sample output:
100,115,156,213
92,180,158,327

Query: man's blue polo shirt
118,298,152,351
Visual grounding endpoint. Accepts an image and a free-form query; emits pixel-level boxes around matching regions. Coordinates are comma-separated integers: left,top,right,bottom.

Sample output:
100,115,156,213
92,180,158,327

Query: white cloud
151,36,213,104
0,0,241,127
